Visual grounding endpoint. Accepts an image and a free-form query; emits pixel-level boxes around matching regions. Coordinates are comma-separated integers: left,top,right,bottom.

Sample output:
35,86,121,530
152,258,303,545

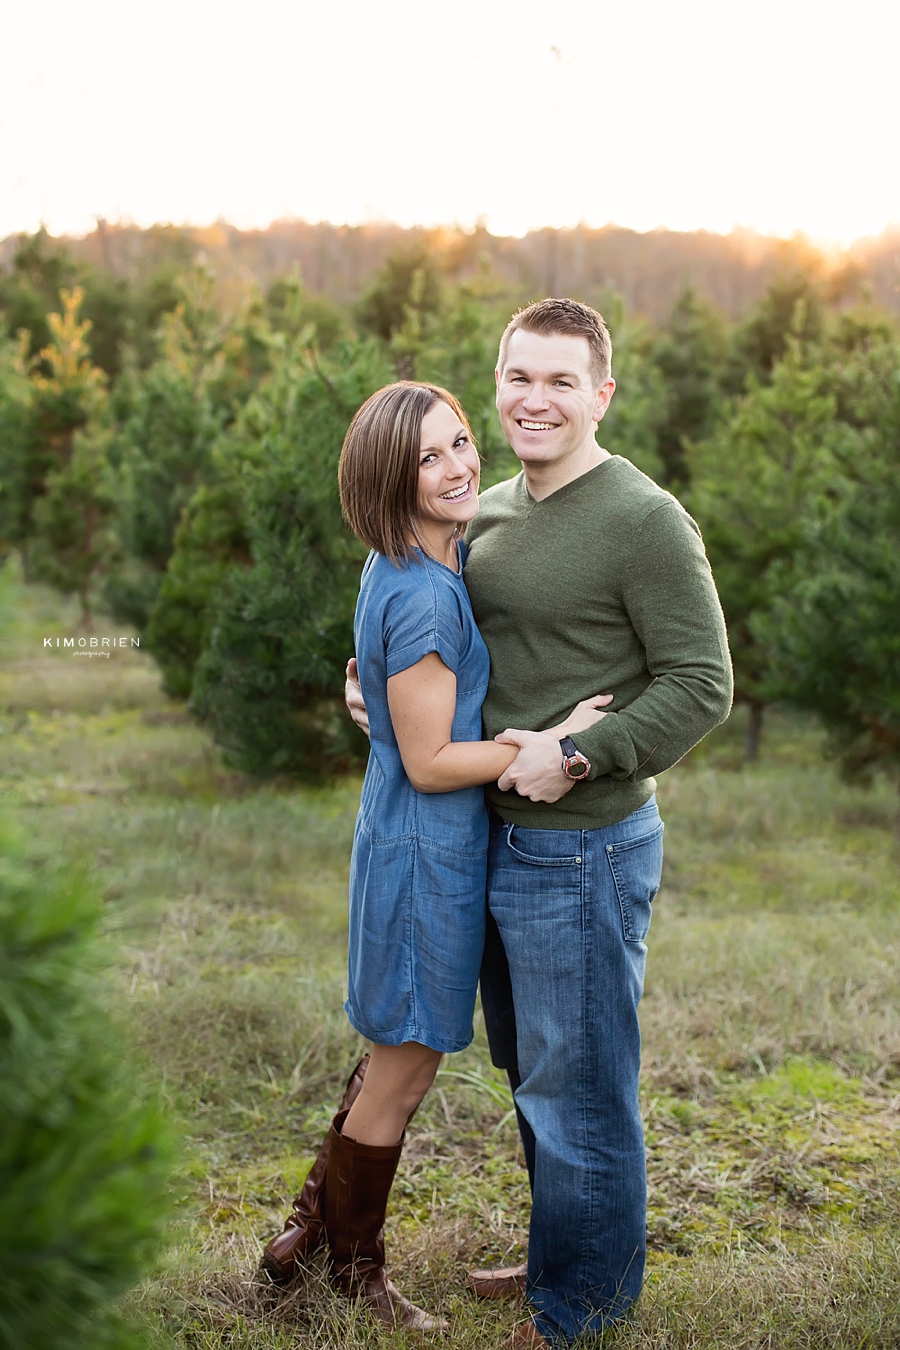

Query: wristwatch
560,737,591,780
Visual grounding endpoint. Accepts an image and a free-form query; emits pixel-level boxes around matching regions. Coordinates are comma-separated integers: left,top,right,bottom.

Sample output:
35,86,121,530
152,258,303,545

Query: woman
261,382,607,1331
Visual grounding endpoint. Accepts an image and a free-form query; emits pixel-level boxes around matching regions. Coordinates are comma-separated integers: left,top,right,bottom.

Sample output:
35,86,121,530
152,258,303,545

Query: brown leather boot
259,1056,369,1285
324,1111,447,1332
510,1319,550,1347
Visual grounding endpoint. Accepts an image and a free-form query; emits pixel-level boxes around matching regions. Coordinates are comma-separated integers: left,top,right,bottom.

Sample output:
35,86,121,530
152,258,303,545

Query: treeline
0,230,898,791
5,218,900,323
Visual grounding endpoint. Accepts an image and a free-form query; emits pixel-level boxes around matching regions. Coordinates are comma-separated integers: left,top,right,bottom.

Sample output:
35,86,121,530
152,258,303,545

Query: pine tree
30,425,118,627
185,338,392,775
25,290,113,622
727,271,825,392
0,334,36,560
103,273,254,633
650,288,728,490
0,231,79,359
763,337,900,794
144,478,249,698
356,242,446,380
687,343,841,757
0,816,172,1348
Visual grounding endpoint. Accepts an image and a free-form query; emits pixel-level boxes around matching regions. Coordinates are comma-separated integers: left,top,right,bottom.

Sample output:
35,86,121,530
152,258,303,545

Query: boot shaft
325,1113,403,1270
260,1056,369,1283
322,1107,448,1332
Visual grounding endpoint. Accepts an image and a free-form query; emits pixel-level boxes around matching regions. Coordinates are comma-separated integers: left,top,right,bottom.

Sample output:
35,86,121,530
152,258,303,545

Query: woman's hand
549,693,613,737
345,657,370,737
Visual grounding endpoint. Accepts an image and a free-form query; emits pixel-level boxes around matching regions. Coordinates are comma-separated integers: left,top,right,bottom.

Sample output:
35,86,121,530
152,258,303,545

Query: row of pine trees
1,232,898,790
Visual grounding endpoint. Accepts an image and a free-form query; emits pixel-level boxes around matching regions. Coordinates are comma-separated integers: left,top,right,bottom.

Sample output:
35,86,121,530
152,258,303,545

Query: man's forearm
570,504,733,781
570,662,732,781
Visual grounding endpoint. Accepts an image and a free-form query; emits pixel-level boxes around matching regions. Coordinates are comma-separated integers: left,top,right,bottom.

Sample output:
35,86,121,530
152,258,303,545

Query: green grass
2,570,899,1348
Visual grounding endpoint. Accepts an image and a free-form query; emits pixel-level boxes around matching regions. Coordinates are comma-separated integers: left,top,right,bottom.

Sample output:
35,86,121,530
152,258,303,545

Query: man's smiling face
495,328,615,472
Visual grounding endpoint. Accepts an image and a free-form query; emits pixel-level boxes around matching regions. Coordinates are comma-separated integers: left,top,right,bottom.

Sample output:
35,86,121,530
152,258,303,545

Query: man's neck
522,443,612,502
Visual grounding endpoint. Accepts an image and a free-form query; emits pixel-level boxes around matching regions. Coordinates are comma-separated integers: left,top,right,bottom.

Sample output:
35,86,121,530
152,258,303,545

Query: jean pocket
605,822,664,942
505,825,583,867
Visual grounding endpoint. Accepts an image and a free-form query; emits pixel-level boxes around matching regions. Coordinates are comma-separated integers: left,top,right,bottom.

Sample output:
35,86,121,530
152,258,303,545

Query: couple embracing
261,298,733,1346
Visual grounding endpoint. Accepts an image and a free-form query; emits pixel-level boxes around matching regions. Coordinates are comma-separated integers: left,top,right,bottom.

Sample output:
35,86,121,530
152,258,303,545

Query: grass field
1,571,899,1349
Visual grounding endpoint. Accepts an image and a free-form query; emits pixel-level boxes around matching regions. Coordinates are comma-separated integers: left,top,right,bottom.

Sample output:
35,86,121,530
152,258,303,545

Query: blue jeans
481,800,664,1346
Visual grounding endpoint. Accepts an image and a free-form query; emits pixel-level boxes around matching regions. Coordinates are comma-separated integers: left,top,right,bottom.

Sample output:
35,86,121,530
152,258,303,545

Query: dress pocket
604,822,664,943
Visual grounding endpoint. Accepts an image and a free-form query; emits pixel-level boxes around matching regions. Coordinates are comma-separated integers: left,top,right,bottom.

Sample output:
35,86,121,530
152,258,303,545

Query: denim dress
346,543,490,1053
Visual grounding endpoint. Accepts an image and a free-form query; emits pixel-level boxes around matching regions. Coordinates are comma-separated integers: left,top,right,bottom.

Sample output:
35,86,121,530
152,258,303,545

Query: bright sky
2,0,898,244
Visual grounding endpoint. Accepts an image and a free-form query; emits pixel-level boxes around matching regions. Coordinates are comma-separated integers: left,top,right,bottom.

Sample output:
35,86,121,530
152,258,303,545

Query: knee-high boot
324,1110,446,1332
260,1056,369,1285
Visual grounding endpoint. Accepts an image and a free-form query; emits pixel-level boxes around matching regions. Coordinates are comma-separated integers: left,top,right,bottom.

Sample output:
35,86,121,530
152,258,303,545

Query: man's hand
345,657,370,737
494,729,574,802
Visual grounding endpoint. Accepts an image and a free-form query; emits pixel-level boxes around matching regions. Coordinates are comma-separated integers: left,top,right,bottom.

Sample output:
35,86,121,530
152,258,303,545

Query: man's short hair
497,298,613,387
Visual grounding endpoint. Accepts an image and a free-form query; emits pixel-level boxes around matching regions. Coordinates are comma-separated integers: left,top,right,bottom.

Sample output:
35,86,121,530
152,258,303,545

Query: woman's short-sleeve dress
346,542,490,1054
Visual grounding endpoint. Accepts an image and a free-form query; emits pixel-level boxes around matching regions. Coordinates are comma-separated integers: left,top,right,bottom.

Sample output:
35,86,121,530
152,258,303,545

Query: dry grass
2,570,899,1348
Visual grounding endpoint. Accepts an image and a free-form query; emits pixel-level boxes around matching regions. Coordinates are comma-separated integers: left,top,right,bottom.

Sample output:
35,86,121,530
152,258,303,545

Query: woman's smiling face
415,399,480,535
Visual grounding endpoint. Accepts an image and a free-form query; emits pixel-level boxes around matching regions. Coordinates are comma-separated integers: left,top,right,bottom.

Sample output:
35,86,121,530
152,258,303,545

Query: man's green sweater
464,456,733,829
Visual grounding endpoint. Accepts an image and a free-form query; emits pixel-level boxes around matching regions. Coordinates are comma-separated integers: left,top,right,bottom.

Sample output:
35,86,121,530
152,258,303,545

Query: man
348,298,732,1346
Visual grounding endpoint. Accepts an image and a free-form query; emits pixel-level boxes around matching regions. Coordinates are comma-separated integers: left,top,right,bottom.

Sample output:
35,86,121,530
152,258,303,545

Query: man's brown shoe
511,1319,550,1347
466,1263,527,1300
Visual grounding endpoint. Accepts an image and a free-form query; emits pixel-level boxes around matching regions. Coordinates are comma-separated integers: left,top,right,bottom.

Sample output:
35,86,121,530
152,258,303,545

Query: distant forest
2,216,898,787
2,219,899,322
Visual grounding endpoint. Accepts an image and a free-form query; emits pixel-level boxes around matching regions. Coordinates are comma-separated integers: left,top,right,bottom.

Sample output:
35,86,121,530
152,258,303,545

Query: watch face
560,738,589,780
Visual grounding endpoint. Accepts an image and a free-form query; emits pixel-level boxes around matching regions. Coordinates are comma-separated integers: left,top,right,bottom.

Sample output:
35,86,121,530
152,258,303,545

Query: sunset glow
2,0,898,245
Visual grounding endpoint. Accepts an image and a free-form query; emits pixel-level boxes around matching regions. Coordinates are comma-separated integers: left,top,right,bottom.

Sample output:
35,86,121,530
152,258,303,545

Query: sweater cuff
569,714,639,781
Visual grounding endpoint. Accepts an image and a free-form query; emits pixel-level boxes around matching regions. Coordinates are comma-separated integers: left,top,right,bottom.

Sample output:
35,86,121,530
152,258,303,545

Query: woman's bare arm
349,655,613,744
387,653,518,793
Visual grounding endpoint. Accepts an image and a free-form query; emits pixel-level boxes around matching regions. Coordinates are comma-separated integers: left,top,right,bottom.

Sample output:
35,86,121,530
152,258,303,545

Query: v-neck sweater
463,456,733,829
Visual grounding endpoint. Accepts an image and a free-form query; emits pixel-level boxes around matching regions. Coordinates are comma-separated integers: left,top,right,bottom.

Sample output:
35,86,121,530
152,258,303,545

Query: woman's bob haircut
339,381,476,565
